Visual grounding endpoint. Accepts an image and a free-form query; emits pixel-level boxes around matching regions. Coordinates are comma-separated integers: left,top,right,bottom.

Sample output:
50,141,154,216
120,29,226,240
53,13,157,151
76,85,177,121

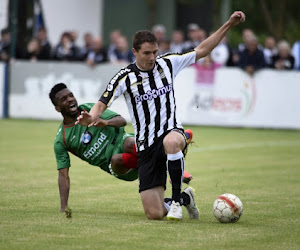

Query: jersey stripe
125,74,141,145
148,68,161,140
99,51,196,151
163,58,178,127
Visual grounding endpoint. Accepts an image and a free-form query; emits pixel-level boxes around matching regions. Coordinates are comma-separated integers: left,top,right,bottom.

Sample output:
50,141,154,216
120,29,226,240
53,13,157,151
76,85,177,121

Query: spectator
86,37,108,67
238,28,255,52
210,35,230,66
69,30,81,60
24,37,41,61
78,32,94,60
0,28,11,62
238,28,263,53
170,30,185,53
109,36,135,64
52,32,78,61
271,40,295,70
37,27,52,60
183,23,206,52
193,54,222,86
159,39,171,55
238,35,265,76
152,24,167,55
107,29,122,60
291,39,300,70
263,36,277,67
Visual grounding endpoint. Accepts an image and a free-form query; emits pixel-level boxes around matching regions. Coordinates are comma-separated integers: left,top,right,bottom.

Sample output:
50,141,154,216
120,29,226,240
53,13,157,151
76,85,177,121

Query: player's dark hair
133,30,157,51
49,83,67,105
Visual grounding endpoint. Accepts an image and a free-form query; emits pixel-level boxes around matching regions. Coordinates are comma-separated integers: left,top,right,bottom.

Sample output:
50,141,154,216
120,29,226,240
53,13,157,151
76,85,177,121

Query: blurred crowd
0,24,300,74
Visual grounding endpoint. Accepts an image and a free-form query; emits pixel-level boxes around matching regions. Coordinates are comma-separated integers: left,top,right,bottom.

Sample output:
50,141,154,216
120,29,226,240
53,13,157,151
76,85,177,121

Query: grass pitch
0,119,300,249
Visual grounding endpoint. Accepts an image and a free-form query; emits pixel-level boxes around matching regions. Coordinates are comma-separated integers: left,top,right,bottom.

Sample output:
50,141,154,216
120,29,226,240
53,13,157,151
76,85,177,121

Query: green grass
0,119,300,249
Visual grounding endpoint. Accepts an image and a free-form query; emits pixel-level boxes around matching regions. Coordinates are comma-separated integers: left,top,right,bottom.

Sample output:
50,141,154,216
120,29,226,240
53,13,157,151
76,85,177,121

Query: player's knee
111,154,122,167
123,137,135,152
163,133,184,153
144,209,164,220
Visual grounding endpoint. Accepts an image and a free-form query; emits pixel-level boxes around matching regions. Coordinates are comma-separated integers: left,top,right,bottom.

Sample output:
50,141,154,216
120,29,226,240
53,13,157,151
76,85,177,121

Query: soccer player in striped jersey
76,11,246,220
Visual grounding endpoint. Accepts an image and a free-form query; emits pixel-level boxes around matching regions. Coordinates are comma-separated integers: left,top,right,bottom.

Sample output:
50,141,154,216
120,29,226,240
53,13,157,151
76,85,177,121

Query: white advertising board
8,61,300,129
175,68,300,129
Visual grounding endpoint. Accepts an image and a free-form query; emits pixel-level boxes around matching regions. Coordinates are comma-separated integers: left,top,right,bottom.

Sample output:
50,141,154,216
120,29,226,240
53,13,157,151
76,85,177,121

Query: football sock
167,151,184,203
180,192,190,206
166,193,190,206
122,153,138,169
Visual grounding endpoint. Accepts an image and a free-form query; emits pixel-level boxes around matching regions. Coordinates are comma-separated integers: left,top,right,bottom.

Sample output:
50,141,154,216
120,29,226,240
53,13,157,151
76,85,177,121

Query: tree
213,0,300,46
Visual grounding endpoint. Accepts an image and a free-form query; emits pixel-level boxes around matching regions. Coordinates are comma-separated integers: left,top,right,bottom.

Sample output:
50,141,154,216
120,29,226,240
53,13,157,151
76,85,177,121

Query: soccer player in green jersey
49,83,139,213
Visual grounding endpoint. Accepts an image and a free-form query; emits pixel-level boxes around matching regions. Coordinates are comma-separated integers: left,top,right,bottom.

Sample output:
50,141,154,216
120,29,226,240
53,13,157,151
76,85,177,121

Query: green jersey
54,104,134,180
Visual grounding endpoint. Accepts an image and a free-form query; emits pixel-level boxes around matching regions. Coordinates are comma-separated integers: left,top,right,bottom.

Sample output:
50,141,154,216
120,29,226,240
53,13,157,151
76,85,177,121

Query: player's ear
132,48,137,55
55,106,61,112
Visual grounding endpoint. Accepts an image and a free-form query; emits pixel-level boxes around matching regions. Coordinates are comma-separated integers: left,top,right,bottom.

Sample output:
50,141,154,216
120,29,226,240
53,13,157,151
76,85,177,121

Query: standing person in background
210,35,230,66
107,30,122,61
52,32,78,61
76,11,246,221
263,36,277,67
271,40,295,70
109,36,135,64
37,27,52,60
183,23,207,52
86,37,108,67
291,39,300,70
238,35,265,76
170,30,185,53
152,24,167,55
78,32,94,61
238,28,255,52
23,37,41,61
0,28,11,62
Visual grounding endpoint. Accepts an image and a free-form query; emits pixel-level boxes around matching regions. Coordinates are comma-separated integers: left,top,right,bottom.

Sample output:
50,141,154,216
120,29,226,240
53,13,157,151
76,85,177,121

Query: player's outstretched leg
182,187,199,219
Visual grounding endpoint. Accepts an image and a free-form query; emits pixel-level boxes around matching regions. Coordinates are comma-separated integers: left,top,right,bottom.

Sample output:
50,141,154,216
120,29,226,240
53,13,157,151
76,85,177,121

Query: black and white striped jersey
100,50,196,151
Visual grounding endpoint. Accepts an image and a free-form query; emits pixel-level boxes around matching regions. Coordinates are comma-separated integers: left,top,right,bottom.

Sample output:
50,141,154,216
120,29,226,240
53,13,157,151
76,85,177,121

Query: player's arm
94,115,126,128
58,168,70,212
194,11,245,61
76,101,107,127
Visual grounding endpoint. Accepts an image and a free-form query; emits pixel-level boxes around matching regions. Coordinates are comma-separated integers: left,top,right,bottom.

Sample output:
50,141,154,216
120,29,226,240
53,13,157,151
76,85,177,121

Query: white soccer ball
212,193,243,223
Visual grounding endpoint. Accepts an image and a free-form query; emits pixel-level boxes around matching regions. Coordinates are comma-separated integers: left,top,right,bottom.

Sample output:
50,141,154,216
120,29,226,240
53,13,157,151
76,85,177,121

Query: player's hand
75,111,93,126
91,118,108,127
228,11,246,26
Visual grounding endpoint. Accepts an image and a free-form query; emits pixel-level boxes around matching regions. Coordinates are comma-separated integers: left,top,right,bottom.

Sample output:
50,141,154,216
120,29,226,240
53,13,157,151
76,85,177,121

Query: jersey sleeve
54,137,71,170
162,50,196,78
99,67,131,107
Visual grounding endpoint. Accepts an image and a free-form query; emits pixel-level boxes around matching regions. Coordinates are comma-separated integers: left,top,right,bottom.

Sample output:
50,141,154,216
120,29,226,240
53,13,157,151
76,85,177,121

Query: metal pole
9,0,18,59
221,0,231,25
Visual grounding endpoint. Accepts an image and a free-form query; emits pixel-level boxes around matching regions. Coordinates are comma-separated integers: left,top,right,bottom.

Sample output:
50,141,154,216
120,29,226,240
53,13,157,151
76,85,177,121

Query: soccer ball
212,193,243,223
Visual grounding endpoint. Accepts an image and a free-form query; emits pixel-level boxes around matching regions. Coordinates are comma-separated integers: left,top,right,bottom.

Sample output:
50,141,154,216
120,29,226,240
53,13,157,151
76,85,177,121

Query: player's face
133,42,158,71
55,88,78,116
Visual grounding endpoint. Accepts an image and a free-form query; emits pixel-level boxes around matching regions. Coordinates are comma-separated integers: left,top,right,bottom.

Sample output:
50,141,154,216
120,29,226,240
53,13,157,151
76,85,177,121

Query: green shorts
109,132,138,182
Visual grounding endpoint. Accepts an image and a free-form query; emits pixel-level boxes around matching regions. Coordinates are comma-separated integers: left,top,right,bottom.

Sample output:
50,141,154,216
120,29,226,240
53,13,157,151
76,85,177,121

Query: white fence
7,60,300,129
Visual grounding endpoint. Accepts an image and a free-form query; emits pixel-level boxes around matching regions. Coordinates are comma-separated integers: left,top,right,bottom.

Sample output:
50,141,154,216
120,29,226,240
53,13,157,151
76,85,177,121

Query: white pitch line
188,141,300,153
